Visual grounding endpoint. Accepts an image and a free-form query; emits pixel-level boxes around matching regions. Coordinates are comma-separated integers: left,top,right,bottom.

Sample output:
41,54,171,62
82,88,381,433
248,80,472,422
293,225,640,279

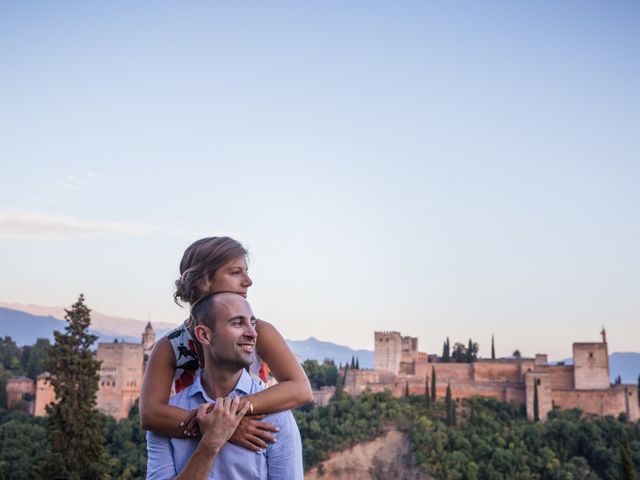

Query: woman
140,237,312,451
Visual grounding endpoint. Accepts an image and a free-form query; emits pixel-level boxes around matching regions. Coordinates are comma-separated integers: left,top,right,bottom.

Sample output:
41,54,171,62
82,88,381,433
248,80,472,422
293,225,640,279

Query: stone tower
142,321,156,354
96,341,144,420
573,341,609,390
375,331,403,374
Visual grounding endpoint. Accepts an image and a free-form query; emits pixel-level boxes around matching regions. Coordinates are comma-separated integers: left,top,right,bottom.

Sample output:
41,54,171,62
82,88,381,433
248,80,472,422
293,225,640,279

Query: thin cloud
0,210,167,239
37,172,102,204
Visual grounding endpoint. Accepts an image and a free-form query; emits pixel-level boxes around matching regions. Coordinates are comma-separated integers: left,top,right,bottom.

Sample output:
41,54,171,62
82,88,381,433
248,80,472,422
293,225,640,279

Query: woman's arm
139,336,194,437
247,319,313,413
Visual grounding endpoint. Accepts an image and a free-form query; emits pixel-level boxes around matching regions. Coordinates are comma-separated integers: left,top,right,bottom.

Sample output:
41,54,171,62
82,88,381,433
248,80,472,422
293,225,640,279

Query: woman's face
207,256,253,297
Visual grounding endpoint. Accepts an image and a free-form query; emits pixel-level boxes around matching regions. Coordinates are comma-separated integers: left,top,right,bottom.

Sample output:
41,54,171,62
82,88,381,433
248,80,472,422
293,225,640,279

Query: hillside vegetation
295,391,640,479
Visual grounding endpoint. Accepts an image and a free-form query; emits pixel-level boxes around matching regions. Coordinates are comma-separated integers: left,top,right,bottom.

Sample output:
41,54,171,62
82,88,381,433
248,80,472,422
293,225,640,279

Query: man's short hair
189,292,220,331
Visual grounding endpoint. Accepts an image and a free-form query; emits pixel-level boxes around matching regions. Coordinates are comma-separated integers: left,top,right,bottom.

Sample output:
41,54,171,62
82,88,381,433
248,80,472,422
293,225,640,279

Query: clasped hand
180,398,279,451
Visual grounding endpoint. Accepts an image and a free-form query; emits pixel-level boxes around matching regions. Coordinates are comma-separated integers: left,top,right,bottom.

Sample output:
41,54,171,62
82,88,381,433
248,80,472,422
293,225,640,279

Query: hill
287,336,374,368
0,307,141,345
0,301,177,337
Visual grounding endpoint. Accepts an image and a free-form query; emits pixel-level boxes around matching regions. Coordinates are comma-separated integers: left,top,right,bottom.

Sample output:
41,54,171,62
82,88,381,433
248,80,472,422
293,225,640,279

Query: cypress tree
45,294,107,480
425,374,431,408
442,337,451,362
452,397,457,426
431,366,436,402
637,374,640,407
445,381,453,426
404,381,410,398
619,432,636,480
467,339,473,363
533,379,540,422
333,372,344,401
355,357,359,370
491,334,496,360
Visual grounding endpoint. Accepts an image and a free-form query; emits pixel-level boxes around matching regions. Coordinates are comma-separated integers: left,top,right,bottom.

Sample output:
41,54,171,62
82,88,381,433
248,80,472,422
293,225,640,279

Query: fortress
8,322,156,420
345,330,639,422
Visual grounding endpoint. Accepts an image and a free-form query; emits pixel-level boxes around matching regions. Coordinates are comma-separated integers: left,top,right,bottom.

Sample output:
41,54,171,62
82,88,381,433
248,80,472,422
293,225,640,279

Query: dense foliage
411,397,640,479
0,336,50,408
293,390,414,467
0,402,147,480
294,392,640,478
301,358,338,389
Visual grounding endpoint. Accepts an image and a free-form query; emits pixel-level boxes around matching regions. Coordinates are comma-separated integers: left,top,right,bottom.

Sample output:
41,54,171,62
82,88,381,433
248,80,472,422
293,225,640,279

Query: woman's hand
228,414,279,451
180,408,200,437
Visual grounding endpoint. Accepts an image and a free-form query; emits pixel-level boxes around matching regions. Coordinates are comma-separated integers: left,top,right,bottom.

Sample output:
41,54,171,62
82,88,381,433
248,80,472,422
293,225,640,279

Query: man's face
209,293,257,369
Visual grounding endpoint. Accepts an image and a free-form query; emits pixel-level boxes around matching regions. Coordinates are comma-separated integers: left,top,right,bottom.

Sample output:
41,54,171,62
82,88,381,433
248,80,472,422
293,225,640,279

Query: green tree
424,374,431,409
445,382,454,427
0,336,21,372
512,349,521,359
0,412,49,480
21,338,50,379
452,342,467,362
302,359,338,389
491,334,495,360
619,432,636,480
431,366,436,402
533,379,540,422
45,294,108,480
442,337,451,362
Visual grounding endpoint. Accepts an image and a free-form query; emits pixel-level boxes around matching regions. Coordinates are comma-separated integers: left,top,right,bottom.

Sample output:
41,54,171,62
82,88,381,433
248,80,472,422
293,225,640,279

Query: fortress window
589,352,593,358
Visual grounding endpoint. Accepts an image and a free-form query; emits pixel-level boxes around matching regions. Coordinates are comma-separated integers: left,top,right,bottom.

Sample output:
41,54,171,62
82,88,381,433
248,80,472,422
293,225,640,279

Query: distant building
96,340,144,420
6,376,35,414
12,322,156,420
345,329,639,422
142,321,156,357
34,372,55,416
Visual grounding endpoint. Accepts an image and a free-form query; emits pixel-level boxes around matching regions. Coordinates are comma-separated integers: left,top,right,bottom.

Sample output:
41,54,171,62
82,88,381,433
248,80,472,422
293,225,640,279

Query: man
146,292,303,479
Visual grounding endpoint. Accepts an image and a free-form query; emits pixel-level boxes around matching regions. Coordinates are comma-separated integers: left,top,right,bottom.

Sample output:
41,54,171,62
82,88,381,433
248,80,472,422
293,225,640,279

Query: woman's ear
194,325,213,346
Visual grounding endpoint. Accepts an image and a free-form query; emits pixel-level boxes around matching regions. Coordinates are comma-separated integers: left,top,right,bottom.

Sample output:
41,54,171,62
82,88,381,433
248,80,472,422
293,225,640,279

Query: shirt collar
188,368,254,402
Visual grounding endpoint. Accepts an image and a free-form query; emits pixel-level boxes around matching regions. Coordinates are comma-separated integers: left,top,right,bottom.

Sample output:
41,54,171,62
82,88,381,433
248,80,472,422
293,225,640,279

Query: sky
1,1,638,360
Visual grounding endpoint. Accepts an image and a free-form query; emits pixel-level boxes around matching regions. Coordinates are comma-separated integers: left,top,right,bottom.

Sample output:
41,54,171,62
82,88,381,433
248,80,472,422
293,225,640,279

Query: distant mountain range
0,304,374,368
1,303,637,382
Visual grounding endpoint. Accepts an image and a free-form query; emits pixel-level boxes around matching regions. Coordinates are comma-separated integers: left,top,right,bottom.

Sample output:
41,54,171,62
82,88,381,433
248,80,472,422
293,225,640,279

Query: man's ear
194,325,213,346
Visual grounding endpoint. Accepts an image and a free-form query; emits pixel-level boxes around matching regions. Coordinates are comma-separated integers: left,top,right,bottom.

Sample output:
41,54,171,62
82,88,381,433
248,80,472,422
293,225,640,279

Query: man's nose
244,322,257,339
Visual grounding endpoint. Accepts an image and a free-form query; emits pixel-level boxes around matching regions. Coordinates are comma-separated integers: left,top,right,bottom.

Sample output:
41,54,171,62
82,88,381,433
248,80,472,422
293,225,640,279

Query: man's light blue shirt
146,369,303,479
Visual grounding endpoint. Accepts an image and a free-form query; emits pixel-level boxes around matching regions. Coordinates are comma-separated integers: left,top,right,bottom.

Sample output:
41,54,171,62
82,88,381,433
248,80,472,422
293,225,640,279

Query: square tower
573,342,609,390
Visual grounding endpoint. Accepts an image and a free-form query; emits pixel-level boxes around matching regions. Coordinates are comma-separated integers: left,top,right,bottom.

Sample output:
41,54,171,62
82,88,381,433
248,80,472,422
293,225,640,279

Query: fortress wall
414,360,430,378
505,386,526,404
552,385,639,421
447,382,507,402
573,343,609,390
472,362,522,382
538,365,575,390
431,363,473,382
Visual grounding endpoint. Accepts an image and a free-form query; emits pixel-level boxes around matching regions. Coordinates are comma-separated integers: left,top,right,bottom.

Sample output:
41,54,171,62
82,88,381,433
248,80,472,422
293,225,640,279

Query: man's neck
200,361,244,400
